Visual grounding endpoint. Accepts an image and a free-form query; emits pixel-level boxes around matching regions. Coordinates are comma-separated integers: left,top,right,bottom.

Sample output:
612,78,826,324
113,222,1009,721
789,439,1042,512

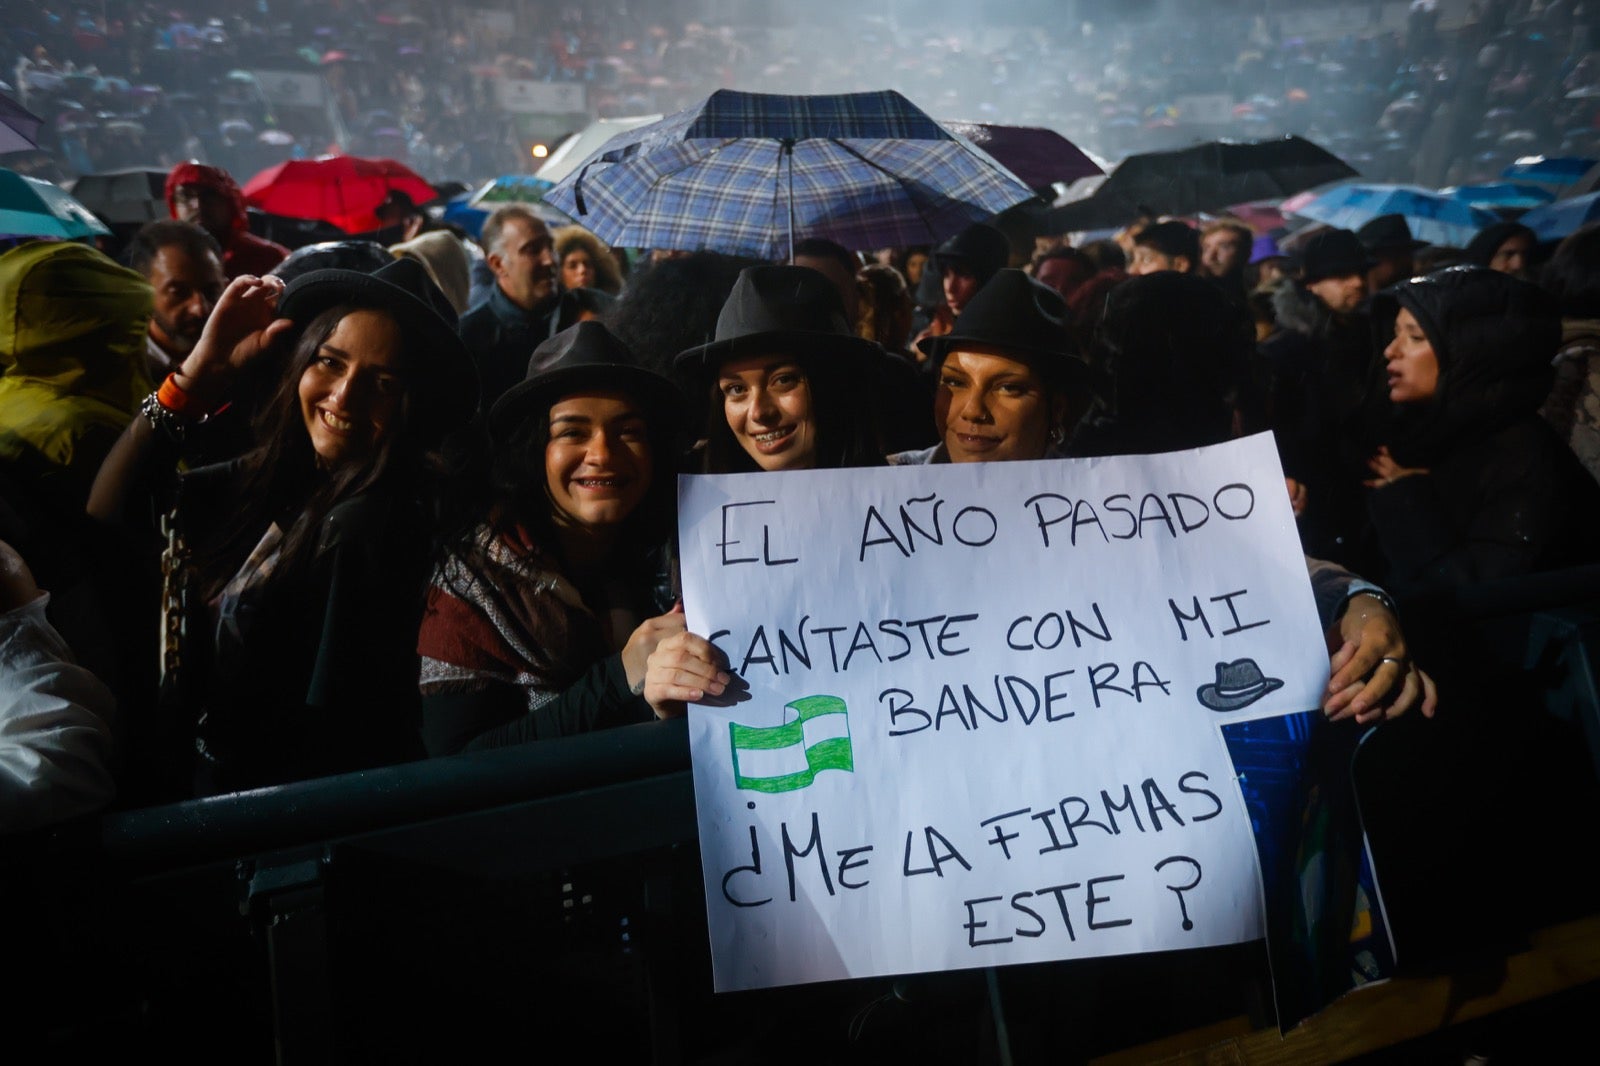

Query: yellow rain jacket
0,241,153,505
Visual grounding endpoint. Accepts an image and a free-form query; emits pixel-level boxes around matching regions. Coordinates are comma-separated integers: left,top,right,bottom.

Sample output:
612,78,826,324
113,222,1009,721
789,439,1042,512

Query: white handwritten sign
678,434,1327,992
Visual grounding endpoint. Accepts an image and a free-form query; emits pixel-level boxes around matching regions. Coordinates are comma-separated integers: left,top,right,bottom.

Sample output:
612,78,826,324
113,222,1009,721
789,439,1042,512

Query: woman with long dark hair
417,321,726,755
90,258,476,793
676,265,887,474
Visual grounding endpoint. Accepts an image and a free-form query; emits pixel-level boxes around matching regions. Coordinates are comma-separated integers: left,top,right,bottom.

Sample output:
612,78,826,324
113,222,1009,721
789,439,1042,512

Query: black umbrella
68,167,169,225
1044,135,1358,231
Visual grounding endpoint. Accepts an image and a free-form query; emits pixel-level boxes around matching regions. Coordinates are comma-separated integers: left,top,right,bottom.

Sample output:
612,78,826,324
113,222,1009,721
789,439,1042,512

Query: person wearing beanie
912,222,1012,348
1357,214,1428,293
931,222,1010,316
1258,228,1383,567
1129,220,1200,276
1245,233,1292,291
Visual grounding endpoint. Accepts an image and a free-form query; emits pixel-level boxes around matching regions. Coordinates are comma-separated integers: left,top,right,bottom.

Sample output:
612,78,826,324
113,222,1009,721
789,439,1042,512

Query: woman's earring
1049,425,1066,444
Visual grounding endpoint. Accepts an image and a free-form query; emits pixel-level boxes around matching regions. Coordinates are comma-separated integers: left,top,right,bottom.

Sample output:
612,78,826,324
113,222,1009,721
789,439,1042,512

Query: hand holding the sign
1363,446,1429,488
624,604,731,718
1323,592,1438,723
1285,477,1308,517
622,605,689,689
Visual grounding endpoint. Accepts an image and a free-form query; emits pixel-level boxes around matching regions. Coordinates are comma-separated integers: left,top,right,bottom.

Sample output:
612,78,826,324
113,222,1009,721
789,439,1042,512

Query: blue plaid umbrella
1289,183,1497,248
1519,191,1600,242
543,89,1035,261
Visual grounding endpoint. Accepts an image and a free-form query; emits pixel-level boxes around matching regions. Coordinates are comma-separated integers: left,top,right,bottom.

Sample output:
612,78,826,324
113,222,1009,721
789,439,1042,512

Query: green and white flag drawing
729,695,853,794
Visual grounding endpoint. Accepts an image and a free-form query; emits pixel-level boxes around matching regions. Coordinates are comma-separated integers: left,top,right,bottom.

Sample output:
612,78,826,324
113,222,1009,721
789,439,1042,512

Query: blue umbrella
544,89,1035,260
440,194,487,241
1444,181,1555,211
0,168,111,239
463,174,570,229
1518,191,1600,242
469,173,557,205
1500,156,1596,185
1289,183,1497,248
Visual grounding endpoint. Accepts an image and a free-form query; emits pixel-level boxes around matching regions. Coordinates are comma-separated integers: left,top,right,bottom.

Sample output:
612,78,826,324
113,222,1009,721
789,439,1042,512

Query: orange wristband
156,372,203,416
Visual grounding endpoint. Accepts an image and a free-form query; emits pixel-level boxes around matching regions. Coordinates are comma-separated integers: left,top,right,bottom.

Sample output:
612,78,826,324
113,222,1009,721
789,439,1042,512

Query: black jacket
457,285,558,409
1257,279,1384,566
1368,267,1600,595
178,462,431,794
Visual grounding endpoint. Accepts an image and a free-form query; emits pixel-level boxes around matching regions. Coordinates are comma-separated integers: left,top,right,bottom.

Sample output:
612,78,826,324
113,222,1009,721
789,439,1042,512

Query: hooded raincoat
0,241,153,510
164,162,288,279
1370,267,1600,593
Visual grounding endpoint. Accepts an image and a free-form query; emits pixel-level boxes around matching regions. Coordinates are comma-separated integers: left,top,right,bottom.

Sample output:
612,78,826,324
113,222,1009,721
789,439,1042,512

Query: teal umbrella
0,167,112,239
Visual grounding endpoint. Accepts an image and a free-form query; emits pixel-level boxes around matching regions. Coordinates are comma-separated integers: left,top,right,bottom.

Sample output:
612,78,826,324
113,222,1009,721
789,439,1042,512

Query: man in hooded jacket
164,161,288,280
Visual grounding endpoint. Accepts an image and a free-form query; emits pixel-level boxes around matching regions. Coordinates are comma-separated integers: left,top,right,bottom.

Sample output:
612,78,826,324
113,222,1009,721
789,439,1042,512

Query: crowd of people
10,135,1600,822
3,4,1600,1055
4,1,1599,191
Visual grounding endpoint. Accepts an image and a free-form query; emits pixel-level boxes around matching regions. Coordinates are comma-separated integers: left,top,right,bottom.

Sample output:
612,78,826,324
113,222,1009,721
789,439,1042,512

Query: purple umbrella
937,120,1102,191
0,93,42,154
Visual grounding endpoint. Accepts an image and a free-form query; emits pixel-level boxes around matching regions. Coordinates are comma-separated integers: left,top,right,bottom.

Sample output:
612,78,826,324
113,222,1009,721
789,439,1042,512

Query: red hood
164,161,248,235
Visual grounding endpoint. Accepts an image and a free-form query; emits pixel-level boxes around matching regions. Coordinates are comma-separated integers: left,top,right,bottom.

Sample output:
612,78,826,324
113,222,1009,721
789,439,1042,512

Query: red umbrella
241,155,434,233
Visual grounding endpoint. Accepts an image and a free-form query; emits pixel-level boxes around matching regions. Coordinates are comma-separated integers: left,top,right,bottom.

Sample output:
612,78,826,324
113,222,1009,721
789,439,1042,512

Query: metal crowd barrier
9,567,1600,1063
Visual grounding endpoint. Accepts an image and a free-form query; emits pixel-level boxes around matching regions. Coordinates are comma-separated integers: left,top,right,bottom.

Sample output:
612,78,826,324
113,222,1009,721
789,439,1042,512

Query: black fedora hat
1357,213,1428,254
917,268,1088,386
1299,227,1375,282
277,256,478,436
674,264,884,374
490,320,685,441
1196,658,1284,712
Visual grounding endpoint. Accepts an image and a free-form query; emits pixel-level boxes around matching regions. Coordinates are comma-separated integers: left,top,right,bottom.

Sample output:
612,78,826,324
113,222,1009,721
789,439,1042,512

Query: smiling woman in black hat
676,264,888,474
891,269,1089,465
88,259,479,794
418,321,728,756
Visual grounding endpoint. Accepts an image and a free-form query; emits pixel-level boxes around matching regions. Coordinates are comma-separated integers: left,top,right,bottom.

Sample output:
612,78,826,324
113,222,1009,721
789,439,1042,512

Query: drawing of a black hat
1196,658,1284,712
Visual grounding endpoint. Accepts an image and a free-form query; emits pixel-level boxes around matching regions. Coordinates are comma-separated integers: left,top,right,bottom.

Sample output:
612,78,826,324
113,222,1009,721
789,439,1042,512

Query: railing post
243,849,333,1065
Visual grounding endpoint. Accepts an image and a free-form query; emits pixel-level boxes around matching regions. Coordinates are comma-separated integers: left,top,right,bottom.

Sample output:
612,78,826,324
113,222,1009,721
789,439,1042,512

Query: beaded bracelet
139,389,190,444
140,372,216,444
